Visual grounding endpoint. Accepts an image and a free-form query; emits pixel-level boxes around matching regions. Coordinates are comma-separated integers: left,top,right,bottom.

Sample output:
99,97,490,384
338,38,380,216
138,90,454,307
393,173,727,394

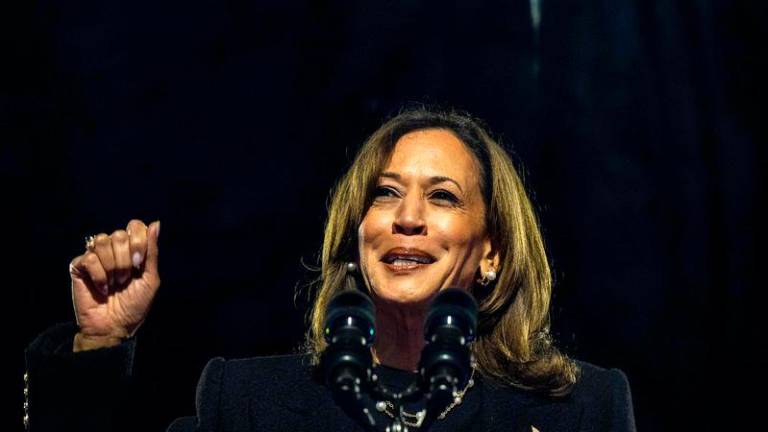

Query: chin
370,277,439,306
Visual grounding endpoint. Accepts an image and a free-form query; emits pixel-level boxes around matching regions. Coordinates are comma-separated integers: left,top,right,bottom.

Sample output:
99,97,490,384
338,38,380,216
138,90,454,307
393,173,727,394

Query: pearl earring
485,270,497,281
478,268,497,286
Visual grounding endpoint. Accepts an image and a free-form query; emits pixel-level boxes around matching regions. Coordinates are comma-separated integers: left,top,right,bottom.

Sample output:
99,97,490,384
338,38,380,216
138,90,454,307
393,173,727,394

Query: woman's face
358,128,495,307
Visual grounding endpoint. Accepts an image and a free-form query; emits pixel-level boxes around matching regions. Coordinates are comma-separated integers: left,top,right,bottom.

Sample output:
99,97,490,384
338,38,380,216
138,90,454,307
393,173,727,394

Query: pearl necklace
374,367,476,428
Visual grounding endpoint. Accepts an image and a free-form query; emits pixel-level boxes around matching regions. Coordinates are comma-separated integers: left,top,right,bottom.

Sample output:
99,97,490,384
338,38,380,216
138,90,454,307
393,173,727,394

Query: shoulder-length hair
306,107,579,396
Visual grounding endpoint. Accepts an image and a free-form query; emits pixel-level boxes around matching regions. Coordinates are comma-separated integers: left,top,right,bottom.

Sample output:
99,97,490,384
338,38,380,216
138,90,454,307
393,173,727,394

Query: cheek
358,210,390,266
432,216,480,249
357,212,391,291
433,217,487,276
359,211,386,246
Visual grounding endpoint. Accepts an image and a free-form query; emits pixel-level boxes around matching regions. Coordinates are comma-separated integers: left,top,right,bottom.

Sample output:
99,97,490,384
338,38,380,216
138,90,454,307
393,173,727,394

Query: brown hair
306,107,579,396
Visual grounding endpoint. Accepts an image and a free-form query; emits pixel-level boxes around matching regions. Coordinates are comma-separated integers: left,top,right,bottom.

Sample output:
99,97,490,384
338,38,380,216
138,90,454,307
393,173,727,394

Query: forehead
385,129,481,187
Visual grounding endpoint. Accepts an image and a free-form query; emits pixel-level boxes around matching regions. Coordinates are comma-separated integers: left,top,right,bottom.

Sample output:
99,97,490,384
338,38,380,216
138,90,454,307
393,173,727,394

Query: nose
393,192,426,235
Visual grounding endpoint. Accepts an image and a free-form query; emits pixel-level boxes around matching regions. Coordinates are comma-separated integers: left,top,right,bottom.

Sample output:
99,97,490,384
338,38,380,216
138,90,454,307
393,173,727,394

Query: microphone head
324,289,376,345
424,288,478,343
419,288,478,407
321,290,376,398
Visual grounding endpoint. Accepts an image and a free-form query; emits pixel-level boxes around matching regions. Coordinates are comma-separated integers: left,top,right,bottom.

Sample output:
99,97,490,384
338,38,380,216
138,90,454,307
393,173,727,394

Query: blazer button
23,414,29,428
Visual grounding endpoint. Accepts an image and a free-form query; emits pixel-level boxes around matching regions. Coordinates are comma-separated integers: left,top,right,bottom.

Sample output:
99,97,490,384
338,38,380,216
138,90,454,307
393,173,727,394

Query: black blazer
25,323,636,431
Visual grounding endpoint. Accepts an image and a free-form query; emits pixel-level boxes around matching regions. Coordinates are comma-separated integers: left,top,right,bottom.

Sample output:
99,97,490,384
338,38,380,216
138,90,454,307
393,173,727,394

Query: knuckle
85,252,100,266
111,230,129,243
70,255,83,267
127,219,147,230
94,233,110,245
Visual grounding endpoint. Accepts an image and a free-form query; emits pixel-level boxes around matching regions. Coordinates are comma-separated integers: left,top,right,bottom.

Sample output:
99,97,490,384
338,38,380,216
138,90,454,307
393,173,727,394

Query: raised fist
69,219,161,351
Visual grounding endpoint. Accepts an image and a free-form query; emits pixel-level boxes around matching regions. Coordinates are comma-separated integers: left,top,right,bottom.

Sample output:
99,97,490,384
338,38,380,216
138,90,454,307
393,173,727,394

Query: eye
430,189,460,205
373,186,400,201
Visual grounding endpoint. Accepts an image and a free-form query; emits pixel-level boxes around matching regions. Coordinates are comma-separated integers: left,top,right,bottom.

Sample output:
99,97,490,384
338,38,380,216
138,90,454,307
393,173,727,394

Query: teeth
383,254,434,265
392,259,422,267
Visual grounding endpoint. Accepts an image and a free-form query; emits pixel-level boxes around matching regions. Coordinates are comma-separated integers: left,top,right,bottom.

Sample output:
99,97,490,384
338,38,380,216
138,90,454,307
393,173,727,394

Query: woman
25,108,636,431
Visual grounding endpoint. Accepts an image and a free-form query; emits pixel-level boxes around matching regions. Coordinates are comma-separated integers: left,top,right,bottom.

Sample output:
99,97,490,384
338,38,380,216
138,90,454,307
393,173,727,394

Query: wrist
72,332,126,352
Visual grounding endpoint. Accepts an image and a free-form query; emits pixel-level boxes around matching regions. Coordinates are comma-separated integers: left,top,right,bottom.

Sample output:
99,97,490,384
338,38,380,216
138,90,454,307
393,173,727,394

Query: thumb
144,220,161,277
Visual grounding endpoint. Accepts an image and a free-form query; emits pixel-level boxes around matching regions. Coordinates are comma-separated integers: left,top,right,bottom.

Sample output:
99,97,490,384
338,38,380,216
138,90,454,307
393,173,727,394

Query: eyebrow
380,171,464,193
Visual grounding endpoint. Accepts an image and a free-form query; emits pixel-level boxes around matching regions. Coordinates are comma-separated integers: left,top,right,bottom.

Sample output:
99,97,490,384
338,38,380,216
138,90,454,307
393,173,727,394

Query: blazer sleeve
166,357,227,432
24,322,137,432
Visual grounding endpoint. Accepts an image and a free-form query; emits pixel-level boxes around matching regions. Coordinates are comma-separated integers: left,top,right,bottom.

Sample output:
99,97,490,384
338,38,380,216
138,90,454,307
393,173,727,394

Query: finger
126,219,148,271
110,230,131,285
70,255,99,311
144,220,160,279
93,233,116,286
79,252,109,295
70,254,86,279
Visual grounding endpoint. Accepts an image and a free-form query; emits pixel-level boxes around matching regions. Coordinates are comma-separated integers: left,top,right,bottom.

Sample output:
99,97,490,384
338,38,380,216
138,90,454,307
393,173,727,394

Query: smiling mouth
381,248,436,272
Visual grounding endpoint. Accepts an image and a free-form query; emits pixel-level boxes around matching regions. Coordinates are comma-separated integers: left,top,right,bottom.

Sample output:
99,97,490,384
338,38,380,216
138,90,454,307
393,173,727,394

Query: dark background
4,0,765,430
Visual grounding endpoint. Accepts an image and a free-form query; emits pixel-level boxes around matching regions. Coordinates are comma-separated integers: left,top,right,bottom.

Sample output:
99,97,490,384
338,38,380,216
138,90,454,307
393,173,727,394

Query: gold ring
85,235,96,250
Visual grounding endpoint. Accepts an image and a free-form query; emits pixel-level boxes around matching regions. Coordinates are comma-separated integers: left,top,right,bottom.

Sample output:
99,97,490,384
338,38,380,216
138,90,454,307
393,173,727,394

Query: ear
479,236,501,274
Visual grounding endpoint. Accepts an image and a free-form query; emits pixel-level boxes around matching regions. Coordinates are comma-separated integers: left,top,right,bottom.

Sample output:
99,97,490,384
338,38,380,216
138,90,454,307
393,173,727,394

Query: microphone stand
323,285,476,432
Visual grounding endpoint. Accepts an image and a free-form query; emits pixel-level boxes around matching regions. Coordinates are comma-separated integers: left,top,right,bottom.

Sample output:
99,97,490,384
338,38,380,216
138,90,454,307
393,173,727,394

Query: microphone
418,288,478,426
321,289,377,428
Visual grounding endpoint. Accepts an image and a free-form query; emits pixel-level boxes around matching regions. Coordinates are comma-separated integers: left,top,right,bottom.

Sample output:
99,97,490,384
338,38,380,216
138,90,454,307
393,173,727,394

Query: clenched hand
69,219,161,352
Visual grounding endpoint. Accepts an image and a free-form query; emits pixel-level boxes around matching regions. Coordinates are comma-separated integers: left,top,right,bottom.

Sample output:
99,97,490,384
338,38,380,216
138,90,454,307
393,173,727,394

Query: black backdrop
4,1,765,430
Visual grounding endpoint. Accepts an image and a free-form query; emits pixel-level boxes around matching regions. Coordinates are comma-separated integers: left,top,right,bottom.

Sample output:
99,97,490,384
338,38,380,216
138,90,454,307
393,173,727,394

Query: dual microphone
321,279,478,432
